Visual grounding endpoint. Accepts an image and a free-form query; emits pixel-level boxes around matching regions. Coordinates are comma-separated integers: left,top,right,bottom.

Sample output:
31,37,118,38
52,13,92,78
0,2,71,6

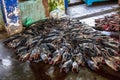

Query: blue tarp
83,0,108,5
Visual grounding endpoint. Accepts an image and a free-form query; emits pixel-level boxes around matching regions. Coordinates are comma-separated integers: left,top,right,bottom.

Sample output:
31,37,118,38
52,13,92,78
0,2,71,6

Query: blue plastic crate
83,0,109,6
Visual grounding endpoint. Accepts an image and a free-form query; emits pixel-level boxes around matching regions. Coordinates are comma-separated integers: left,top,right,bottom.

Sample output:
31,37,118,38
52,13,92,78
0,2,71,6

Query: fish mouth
44,59,48,64
60,67,67,73
54,61,61,65
61,68,66,73
72,68,78,73
29,57,34,62
6,43,13,48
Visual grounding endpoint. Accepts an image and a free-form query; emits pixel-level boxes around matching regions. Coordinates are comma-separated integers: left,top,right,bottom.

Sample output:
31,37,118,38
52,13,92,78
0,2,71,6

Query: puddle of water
2,59,12,66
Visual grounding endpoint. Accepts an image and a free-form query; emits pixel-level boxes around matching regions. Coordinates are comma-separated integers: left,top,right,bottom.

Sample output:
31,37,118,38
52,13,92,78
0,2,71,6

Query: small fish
72,61,79,73
52,47,66,58
23,29,36,36
105,59,119,71
93,45,101,56
41,46,52,58
14,38,27,48
5,37,20,48
50,53,62,65
84,57,99,71
15,46,28,54
103,42,119,51
106,47,119,56
62,51,72,63
7,42,17,48
91,56,105,66
40,52,48,63
60,59,73,73
30,47,40,60
19,53,30,62
44,36,60,41
47,32,59,37
46,43,56,53
84,48,95,57
3,34,21,44
29,39,39,48
75,53,84,66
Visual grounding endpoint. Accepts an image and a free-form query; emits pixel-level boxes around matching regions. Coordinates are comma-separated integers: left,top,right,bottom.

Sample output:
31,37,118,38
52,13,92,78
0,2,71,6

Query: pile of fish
94,13,120,32
3,18,120,73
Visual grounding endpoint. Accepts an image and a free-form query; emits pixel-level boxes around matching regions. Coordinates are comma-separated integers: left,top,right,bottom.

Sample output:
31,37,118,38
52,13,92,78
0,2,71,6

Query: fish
30,47,40,60
6,41,18,48
5,37,21,48
105,59,119,71
15,46,28,54
72,61,79,73
40,45,52,58
50,53,62,65
28,39,39,48
62,51,72,63
46,43,56,53
84,57,99,71
23,29,36,36
61,42,71,50
84,48,96,57
19,53,30,62
102,42,119,51
40,52,49,63
14,38,27,48
93,45,102,56
75,53,85,66
3,34,21,44
91,56,105,66
105,47,118,56
60,59,73,73
44,36,60,42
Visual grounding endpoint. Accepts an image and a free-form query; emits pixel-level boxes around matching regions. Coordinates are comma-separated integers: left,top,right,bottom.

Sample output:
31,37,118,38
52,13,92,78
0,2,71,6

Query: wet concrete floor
68,1,119,18
0,32,111,80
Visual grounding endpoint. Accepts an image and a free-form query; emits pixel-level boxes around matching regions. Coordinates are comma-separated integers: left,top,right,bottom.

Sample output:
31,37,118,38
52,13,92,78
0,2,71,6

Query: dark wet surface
0,31,120,80
30,62,67,80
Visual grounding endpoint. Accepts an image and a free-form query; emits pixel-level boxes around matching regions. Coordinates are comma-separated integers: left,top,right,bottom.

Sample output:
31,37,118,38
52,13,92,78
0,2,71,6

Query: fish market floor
68,1,119,18
0,34,110,80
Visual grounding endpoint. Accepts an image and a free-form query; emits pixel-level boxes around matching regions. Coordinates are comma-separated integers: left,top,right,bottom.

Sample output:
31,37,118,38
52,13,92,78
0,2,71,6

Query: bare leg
42,0,49,17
